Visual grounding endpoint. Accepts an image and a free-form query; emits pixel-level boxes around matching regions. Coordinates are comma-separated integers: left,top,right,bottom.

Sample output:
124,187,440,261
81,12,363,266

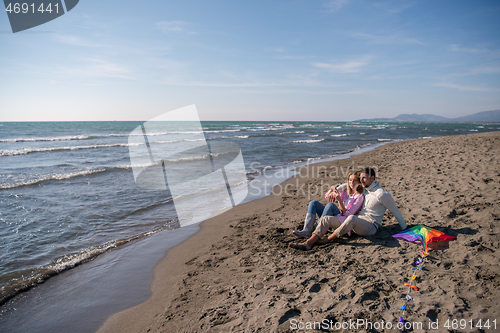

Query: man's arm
380,191,407,229
336,183,347,193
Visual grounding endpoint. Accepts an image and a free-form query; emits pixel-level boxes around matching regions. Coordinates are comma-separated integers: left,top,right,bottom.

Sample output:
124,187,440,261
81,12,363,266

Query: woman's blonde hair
347,170,363,195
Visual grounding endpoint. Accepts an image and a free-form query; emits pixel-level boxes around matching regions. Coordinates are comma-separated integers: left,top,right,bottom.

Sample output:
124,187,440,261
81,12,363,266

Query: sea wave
0,130,210,144
247,127,279,132
0,155,234,189
345,124,373,128
207,135,249,139
292,139,324,143
204,129,241,133
0,135,91,143
150,140,179,144
377,138,404,142
331,134,348,137
165,153,220,163
0,143,143,157
184,138,205,142
0,224,177,306
0,151,243,190
0,168,109,190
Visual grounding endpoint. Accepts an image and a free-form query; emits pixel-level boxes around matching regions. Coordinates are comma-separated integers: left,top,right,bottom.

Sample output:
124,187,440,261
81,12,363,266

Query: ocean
0,120,498,331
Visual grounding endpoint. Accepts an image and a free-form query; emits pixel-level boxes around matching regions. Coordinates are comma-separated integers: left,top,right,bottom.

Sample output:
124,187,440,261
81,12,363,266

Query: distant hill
355,109,500,123
451,110,500,122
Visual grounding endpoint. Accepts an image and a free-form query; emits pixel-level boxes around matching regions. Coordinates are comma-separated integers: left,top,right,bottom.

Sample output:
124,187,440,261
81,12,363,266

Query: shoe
292,213,315,238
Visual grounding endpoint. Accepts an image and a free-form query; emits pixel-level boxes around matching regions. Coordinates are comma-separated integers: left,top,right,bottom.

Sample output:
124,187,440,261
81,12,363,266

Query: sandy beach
98,131,500,333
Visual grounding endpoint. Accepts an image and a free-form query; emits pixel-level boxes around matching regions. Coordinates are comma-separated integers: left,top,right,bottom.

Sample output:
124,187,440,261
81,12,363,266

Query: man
289,167,407,251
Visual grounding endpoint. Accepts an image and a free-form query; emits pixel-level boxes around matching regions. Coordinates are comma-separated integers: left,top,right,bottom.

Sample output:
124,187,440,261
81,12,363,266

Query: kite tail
398,253,427,324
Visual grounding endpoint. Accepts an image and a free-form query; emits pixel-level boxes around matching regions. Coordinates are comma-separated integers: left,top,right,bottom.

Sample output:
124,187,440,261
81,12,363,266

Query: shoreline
95,144,386,333
0,138,389,333
98,131,500,332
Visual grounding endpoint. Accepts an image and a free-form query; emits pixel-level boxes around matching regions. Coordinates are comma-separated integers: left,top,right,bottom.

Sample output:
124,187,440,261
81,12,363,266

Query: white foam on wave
149,140,179,144
0,168,108,190
292,139,324,143
146,131,204,136
117,161,160,170
345,124,373,128
248,127,277,132
208,135,249,139
0,227,167,305
0,135,90,143
204,129,241,133
0,129,215,144
183,138,205,142
307,156,323,161
290,159,307,164
0,143,144,157
166,153,220,163
331,134,348,137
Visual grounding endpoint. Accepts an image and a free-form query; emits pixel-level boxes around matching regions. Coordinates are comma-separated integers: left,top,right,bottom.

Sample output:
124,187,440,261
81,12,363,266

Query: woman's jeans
307,200,340,218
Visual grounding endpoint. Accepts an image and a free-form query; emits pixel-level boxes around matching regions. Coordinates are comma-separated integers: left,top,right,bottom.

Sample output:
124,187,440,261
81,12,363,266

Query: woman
292,170,364,239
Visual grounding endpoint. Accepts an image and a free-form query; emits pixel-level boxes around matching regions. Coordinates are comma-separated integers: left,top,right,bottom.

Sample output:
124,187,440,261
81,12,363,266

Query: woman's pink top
326,189,364,223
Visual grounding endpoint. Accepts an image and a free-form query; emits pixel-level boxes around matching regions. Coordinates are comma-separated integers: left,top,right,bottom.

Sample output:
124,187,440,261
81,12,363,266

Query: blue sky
1,0,499,121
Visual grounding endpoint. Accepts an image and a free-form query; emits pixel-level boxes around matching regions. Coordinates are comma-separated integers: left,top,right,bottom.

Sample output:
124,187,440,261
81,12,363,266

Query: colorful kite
392,225,457,325
392,224,456,255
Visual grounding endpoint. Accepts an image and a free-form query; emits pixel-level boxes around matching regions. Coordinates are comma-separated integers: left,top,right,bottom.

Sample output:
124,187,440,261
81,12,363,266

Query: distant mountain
451,110,500,122
355,109,500,123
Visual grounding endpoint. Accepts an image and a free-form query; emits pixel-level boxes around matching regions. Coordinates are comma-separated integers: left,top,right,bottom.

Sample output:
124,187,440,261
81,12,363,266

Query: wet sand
98,131,500,332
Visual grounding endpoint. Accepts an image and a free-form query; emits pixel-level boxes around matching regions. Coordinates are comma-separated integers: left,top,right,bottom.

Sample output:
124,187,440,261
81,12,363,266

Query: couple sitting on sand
290,167,407,251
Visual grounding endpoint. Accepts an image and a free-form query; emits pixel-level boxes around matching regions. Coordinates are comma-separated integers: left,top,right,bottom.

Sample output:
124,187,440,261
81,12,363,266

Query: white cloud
471,67,500,74
264,47,285,53
55,58,133,79
273,55,319,60
155,76,344,88
326,0,350,12
156,21,193,34
372,2,414,14
449,44,488,53
53,34,103,47
312,57,370,73
351,32,425,45
433,82,492,92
